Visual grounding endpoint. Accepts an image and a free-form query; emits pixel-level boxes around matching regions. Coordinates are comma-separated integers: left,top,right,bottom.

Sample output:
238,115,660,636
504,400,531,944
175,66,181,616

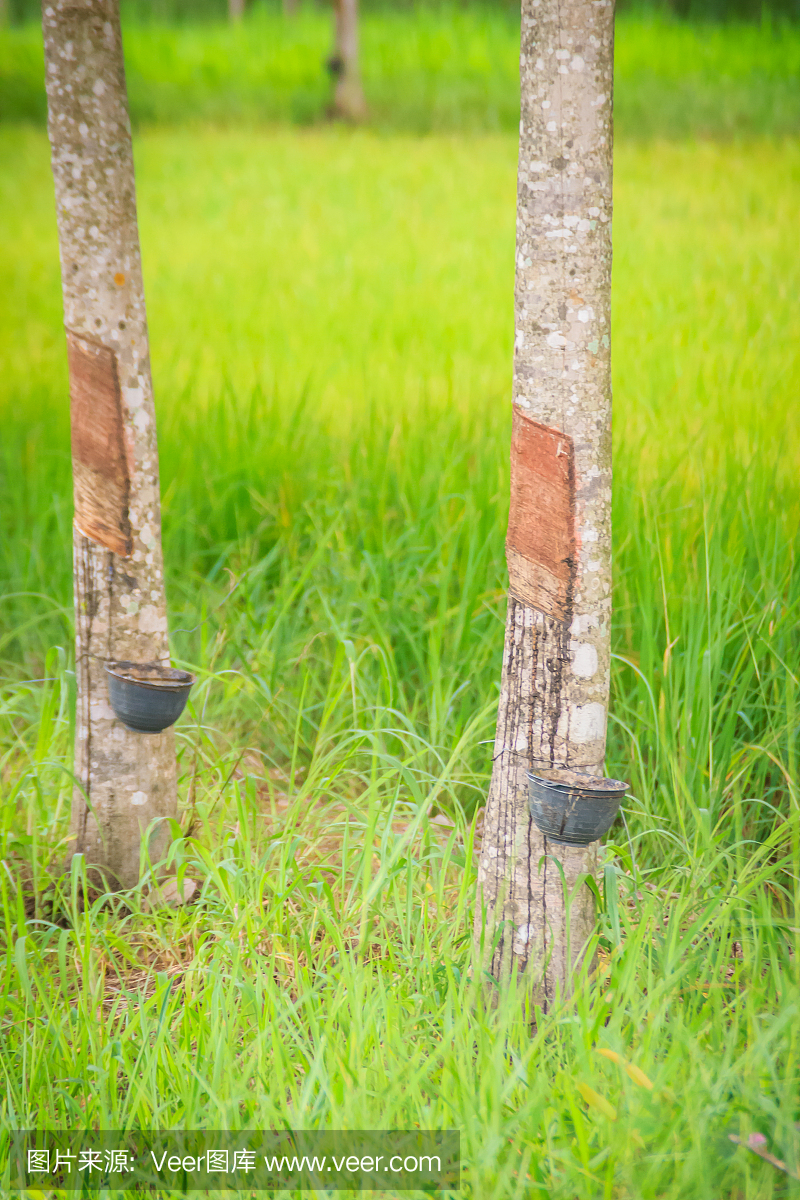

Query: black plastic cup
105,661,195,734
528,769,628,846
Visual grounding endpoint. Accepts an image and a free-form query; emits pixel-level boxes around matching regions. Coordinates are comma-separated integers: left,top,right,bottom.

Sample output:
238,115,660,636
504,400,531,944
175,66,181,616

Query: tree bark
329,0,367,122
474,0,615,1008
42,0,176,891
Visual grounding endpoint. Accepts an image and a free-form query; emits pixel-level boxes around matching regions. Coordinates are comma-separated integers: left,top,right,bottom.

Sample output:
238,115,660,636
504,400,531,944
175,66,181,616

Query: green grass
2,8,800,135
1,102,800,1200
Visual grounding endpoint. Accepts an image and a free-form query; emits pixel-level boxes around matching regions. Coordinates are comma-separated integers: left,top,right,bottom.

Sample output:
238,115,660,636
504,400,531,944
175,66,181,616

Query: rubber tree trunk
329,0,366,121
42,0,176,891
474,0,615,1008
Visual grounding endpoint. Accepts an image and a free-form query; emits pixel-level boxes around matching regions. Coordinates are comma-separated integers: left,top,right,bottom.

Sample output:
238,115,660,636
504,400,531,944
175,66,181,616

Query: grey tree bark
42,0,176,890
329,0,366,121
474,0,615,1007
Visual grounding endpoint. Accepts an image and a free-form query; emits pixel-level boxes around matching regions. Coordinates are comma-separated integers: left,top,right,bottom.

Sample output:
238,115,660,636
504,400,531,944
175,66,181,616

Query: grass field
3,8,800,135
2,13,800,1198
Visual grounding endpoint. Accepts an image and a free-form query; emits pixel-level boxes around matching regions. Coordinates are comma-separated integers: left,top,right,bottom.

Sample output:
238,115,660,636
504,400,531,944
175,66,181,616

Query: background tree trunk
329,0,367,121
42,0,177,891
228,0,245,23
474,0,615,1008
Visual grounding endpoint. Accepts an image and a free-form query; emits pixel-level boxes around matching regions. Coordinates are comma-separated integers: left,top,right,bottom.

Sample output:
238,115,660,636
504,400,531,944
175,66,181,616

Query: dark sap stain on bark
68,330,132,557
75,535,94,847
506,410,576,621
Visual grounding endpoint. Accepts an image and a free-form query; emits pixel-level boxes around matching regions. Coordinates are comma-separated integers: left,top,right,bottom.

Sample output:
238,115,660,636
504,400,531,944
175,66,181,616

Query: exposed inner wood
68,330,132,557
506,411,576,621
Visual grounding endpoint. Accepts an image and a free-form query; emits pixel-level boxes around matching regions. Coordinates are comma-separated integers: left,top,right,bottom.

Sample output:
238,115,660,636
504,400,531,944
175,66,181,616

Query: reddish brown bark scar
68,329,132,558
506,410,576,621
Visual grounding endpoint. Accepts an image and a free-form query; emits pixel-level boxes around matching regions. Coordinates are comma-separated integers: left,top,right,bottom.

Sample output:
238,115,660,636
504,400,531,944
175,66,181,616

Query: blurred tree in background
328,0,367,119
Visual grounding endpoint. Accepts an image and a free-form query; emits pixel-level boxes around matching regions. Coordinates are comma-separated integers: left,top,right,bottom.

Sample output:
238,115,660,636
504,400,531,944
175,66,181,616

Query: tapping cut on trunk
506,411,576,622
68,331,132,558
